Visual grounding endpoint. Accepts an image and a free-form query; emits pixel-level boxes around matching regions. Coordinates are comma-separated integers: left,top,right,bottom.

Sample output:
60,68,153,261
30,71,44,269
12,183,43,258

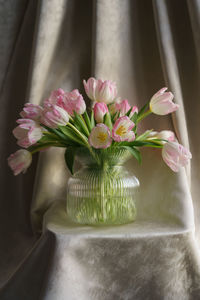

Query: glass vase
67,147,140,225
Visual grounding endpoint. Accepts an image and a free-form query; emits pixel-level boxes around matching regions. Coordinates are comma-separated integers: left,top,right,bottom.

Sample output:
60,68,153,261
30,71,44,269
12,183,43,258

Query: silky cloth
0,0,200,299
42,201,200,300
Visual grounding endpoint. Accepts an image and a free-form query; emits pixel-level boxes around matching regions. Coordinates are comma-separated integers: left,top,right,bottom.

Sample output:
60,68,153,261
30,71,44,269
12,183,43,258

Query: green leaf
137,102,149,118
90,110,95,129
83,111,92,131
38,135,57,144
125,107,132,117
104,112,112,130
136,130,153,141
28,142,67,154
130,112,138,123
65,147,76,174
74,111,90,136
42,125,72,141
111,111,120,123
59,126,85,146
120,140,163,148
123,146,142,164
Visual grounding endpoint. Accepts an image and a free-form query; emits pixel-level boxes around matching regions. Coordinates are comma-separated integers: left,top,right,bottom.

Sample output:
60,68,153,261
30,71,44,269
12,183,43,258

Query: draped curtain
1,0,200,298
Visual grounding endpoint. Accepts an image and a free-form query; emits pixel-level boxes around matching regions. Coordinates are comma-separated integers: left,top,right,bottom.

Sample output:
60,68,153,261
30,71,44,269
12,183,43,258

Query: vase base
66,196,137,226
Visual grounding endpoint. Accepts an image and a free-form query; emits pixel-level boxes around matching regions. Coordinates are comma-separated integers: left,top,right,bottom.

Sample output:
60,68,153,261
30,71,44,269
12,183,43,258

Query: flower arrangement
8,78,191,175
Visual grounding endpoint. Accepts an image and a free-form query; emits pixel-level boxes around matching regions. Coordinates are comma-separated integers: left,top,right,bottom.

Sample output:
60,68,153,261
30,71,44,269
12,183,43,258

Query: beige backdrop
0,0,200,299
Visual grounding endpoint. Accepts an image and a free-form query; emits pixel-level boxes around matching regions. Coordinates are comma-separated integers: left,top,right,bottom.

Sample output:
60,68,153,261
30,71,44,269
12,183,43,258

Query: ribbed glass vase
67,147,140,225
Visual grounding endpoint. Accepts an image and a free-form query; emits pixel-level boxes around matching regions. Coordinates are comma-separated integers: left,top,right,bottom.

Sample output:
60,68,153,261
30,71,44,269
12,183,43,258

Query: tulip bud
61,89,86,116
162,141,192,172
150,87,179,115
8,149,32,175
147,130,175,143
44,88,65,107
41,104,69,128
83,78,117,104
20,103,43,121
111,99,138,118
13,119,43,148
94,102,108,123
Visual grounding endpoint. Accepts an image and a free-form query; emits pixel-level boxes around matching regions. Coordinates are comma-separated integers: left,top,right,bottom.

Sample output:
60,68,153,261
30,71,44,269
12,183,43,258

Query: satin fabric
1,0,200,299
42,201,200,300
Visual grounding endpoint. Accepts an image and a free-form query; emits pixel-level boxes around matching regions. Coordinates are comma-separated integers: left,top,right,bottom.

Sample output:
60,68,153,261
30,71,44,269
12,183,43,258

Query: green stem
80,114,90,135
30,143,66,154
67,122,100,165
137,109,152,122
67,122,89,146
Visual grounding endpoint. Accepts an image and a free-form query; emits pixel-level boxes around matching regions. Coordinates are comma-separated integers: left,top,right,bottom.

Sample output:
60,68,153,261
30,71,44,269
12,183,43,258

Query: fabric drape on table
0,0,200,299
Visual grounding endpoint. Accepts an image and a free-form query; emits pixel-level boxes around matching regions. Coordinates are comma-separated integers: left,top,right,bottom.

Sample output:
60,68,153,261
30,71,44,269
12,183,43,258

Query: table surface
42,201,198,300
44,200,191,238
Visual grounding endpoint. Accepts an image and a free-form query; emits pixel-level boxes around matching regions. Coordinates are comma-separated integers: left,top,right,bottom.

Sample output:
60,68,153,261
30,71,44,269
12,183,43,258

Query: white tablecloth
42,200,200,300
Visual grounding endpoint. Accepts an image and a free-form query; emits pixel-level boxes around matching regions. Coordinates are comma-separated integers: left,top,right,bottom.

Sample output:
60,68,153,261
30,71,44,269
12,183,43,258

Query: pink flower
41,104,69,128
20,103,43,121
13,119,43,148
147,130,175,143
110,99,138,118
8,149,32,175
115,100,131,116
83,78,117,104
94,102,108,123
162,141,192,172
44,88,65,106
130,106,138,118
60,89,86,116
150,87,179,115
112,116,135,142
89,124,112,149
109,98,121,115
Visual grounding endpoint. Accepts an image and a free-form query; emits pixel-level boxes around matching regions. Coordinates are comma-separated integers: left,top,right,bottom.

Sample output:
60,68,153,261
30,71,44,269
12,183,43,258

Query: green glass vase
67,147,140,225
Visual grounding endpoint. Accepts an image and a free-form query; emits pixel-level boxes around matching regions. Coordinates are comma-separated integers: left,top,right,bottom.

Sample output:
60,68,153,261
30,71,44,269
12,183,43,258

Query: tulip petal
94,102,108,123
89,124,112,149
61,89,86,116
83,78,117,104
150,88,179,115
162,142,192,172
13,120,43,148
8,150,32,175
112,116,135,142
41,105,69,128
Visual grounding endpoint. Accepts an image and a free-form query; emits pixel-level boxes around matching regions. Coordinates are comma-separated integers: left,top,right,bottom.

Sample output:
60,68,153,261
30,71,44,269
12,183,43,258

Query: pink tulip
115,100,131,116
59,89,86,116
162,141,192,172
89,124,112,149
44,88,65,106
83,78,117,104
8,149,32,175
13,119,43,148
147,130,175,143
130,106,138,118
110,99,138,118
20,103,43,121
112,116,135,142
41,104,69,128
150,87,179,115
94,102,108,123
109,98,121,115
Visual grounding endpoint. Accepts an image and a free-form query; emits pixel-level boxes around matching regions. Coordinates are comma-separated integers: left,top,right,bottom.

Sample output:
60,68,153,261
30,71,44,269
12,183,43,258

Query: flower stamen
116,125,127,136
97,132,107,142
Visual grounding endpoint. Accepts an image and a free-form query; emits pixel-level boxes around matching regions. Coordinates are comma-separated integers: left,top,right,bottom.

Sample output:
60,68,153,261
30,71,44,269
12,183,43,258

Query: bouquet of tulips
8,78,191,175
